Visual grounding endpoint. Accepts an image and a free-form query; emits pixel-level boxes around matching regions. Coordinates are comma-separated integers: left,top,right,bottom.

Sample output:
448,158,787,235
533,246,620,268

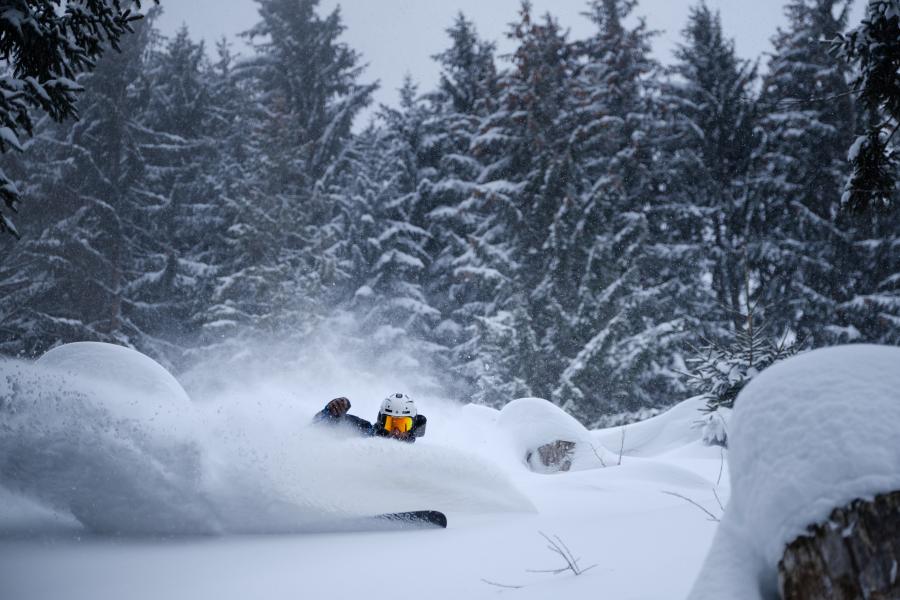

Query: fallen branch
716,446,725,488
590,443,607,467
713,487,725,513
662,490,721,522
527,531,598,576
481,578,523,589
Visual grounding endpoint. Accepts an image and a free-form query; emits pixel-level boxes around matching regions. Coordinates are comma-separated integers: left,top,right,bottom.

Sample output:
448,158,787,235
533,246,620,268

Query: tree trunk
778,490,900,600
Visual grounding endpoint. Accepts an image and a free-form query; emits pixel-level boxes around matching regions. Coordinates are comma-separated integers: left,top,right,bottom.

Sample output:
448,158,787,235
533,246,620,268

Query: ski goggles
382,415,413,433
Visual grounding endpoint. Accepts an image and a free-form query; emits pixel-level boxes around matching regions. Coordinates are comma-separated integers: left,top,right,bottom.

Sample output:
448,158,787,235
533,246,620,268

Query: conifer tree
0,0,158,240
833,0,900,213
0,10,164,358
831,0,900,344
756,0,856,345
550,0,690,420
470,2,582,401
419,13,499,395
357,80,439,354
661,2,761,334
240,0,376,189
129,27,223,360
205,0,377,348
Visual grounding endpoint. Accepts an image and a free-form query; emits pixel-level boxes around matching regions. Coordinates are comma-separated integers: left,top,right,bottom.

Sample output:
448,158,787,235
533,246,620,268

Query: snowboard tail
375,510,447,529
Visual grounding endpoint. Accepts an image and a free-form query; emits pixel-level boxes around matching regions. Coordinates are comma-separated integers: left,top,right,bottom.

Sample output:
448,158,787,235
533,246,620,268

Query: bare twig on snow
662,490,721,522
481,578,523,589
527,531,598,576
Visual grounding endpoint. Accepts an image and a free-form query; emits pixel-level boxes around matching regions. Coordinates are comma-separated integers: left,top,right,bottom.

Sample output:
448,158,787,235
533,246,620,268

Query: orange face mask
383,415,413,433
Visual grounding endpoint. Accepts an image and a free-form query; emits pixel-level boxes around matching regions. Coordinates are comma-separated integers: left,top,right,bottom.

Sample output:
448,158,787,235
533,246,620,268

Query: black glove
413,414,427,438
325,397,351,418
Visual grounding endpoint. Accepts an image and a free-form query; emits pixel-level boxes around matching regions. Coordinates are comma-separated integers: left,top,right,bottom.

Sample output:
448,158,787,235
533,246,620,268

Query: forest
0,0,897,426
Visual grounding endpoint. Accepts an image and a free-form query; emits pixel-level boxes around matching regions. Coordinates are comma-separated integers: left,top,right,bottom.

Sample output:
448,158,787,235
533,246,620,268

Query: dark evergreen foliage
0,0,897,423
756,0,856,346
833,0,900,213
0,0,158,238
685,282,799,412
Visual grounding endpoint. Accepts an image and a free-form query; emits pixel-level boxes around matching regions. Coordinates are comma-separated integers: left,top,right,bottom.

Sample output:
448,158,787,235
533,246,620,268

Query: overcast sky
156,0,863,120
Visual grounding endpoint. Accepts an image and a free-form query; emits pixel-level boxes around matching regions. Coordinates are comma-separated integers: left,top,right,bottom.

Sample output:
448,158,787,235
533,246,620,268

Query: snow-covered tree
126,26,225,362
201,0,377,351
0,0,157,239
661,2,761,334
837,203,900,345
0,10,163,358
833,0,900,213
239,0,376,189
685,281,799,413
549,0,689,420
756,0,856,345
353,80,440,361
457,2,583,403
828,0,900,344
417,13,500,395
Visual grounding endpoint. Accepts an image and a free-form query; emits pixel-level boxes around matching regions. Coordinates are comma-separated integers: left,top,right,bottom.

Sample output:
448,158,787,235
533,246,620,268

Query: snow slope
0,342,727,600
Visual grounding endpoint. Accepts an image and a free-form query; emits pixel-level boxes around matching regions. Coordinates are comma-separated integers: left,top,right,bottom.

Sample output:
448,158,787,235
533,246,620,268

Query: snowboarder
313,393,427,442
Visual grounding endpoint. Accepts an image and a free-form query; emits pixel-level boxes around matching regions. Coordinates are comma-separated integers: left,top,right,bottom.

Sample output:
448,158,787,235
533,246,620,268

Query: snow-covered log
778,490,900,600
688,345,900,600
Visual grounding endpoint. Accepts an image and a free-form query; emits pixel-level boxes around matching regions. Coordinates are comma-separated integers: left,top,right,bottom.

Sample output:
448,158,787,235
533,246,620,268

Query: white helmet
380,392,416,419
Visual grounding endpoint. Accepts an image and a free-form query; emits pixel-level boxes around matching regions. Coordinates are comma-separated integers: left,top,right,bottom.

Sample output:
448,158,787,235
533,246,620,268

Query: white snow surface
689,344,900,600
0,342,730,599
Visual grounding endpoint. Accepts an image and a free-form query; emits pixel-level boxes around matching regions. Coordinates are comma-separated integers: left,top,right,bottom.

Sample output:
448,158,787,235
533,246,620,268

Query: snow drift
688,344,900,600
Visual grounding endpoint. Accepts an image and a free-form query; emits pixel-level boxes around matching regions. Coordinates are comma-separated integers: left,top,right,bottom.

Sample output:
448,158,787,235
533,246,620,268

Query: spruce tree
0,10,164,358
661,2,761,334
0,0,158,240
831,0,900,344
357,79,439,358
127,27,224,361
756,0,856,345
833,0,900,213
204,0,377,349
240,0,376,189
542,0,701,421
474,2,582,402
420,13,499,397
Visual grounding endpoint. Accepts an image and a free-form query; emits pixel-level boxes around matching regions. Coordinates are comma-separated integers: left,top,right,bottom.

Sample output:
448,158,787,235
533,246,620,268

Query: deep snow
0,342,728,599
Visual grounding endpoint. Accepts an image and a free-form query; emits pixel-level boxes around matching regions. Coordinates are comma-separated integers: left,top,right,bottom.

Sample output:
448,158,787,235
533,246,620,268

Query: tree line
0,0,897,425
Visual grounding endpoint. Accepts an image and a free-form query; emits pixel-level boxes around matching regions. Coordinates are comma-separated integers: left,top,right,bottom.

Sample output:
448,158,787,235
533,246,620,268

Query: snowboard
375,510,447,529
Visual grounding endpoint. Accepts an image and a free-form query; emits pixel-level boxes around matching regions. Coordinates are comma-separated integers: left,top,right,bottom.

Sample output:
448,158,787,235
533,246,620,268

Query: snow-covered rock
497,398,615,471
689,344,900,600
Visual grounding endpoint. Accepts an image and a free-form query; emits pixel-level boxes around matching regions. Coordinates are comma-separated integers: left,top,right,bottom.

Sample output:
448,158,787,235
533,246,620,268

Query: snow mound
0,357,213,535
38,342,191,406
497,398,614,470
689,344,900,600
